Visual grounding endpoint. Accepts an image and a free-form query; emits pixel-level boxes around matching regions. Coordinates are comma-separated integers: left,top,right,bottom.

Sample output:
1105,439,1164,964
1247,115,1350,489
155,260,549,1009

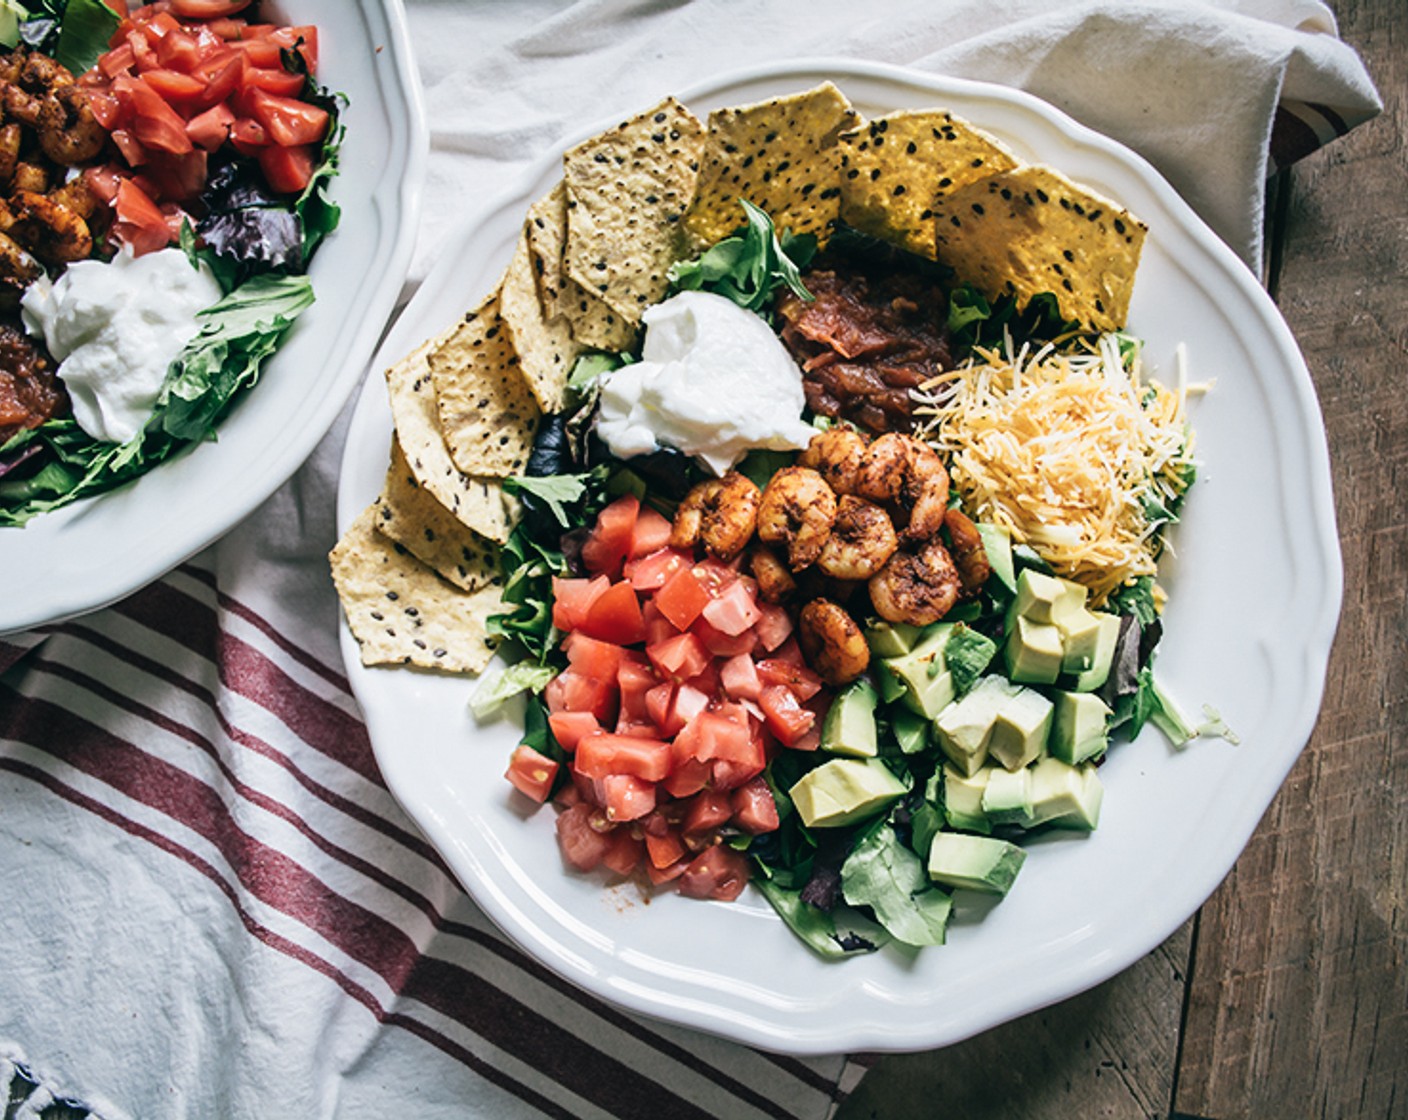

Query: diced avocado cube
928,832,1027,896
882,624,956,719
1013,569,1087,624
1004,615,1064,685
874,660,907,704
1026,756,1104,830
941,764,992,834
1067,612,1123,692
976,523,1016,594
989,687,1054,771
820,678,879,758
934,675,1018,776
789,758,907,829
865,620,922,658
981,765,1033,827
1057,607,1105,674
891,707,931,755
1050,690,1111,765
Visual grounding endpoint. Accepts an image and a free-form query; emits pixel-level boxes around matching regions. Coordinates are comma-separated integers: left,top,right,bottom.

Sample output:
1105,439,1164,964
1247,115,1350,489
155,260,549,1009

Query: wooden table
837,2,1405,1115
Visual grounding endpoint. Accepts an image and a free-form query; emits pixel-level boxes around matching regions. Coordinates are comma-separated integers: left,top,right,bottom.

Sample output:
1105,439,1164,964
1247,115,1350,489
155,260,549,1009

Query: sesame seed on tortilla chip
383,333,519,544
839,109,1019,259
685,82,858,248
501,227,579,414
562,96,705,324
330,503,504,674
931,164,1147,331
526,182,641,353
427,290,542,478
374,441,502,592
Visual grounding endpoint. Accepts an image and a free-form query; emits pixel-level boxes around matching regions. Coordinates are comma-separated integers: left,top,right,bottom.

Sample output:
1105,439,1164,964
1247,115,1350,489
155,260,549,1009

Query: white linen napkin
0,3,1378,1117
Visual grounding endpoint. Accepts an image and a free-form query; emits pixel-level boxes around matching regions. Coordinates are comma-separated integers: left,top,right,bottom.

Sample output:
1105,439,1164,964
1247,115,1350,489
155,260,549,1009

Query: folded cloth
0,2,1379,1117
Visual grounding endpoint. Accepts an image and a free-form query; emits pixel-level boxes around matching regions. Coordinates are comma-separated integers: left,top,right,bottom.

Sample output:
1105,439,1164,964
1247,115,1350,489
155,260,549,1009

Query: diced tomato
644,828,686,870
544,669,616,724
644,682,674,733
654,565,711,631
83,165,124,204
505,744,558,803
547,710,600,753
155,27,201,72
691,615,758,658
229,115,269,154
104,0,130,16
99,43,138,79
580,495,639,578
681,790,733,844
577,580,645,646
759,684,816,748
551,574,609,632
719,653,762,701
190,51,243,105
677,845,750,901
574,733,670,782
615,658,658,732
756,658,823,701
646,632,710,682
661,756,710,799
701,579,762,636
562,630,624,681
110,128,148,167
640,600,680,647
666,683,710,735
141,67,206,103
141,148,207,202
731,776,780,834
753,603,794,652
87,88,123,130
269,24,318,71
258,140,316,193
601,829,643,876
790,724,822,752
625,547,689,592
205,16,251,38
674,709,759,770
113,177,172,255
600,774,656,822
186,101,235,150
170,0,254,19
555,803,612,871
240,65,306,97
247,86,328,146
644,855,689,886
628,506,673,557
230,35,282,68
114,74,193,154
683,659,721,698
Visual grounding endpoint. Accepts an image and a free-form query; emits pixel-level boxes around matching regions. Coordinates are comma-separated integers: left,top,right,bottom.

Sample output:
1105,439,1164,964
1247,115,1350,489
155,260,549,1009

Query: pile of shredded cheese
915,333,1197,605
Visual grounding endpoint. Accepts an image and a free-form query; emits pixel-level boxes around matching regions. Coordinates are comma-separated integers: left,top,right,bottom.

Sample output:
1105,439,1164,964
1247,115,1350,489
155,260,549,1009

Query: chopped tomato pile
504,494,833,901
79,0,326,254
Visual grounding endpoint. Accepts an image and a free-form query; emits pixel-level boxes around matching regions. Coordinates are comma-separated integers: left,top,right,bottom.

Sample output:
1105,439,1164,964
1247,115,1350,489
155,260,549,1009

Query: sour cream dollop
21,247,223,444
595,290,816,475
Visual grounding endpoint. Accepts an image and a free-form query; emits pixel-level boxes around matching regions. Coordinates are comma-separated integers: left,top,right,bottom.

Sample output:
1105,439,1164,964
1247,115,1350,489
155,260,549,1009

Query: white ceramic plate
0,0,426,635
336,61,1341,1054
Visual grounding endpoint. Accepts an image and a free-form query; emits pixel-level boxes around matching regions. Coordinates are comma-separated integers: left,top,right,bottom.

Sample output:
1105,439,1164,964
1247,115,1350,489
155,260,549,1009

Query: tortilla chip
501,228,579,413
931,165,1146,331
562,96,705,323
330,504,503,674
527,183,642,353
384,334,519,544
839,109,1019,259
685,82,858,248
374,442,501,592
427,291,542,477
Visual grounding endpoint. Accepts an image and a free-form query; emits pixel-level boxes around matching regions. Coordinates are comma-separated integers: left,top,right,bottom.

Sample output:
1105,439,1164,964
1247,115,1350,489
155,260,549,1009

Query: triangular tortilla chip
685,82,858,248
501,228,579,413
384,334,519,544
931,164,1146,331
563,96,705,324
375,441,501,592
839,109,1019,259
330,504,503,674
427,291,542,478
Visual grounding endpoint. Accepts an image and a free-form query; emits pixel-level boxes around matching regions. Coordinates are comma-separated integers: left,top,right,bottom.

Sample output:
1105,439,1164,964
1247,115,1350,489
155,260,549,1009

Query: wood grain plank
1171,0,1408,1115
835,923,1193,1120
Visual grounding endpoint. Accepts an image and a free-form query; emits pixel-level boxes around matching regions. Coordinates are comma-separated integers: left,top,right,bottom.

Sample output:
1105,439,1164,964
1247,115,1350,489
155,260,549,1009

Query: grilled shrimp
2,83,43,128
852,432,951,544
867,538,962,626
11,161,48,193
797,426,867,496
747,543,797,603
0,124,20,188
943,508,991,597
757,465,837,571
49,174,101,222
38,85,105,166
816,495,898,581
797,598,870,686
7,189,91,265
0,230,42,308
669,471,761,561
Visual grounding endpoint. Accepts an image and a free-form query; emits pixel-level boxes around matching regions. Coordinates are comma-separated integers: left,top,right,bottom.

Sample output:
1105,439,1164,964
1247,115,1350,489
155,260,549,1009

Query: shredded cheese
915,334,1195,605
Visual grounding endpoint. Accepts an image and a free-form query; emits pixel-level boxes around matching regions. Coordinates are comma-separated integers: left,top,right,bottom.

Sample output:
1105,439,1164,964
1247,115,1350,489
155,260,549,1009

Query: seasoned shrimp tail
670,471,761,561
797,598,870,686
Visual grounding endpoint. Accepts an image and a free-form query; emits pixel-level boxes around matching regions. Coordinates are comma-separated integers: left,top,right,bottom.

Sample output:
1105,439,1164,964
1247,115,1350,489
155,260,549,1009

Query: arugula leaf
753,879,888,959
667,200,816,320
504,473,596,529
841,822,951,948
51,0,115,73
946,282,1082,356
1108,576,1158,626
